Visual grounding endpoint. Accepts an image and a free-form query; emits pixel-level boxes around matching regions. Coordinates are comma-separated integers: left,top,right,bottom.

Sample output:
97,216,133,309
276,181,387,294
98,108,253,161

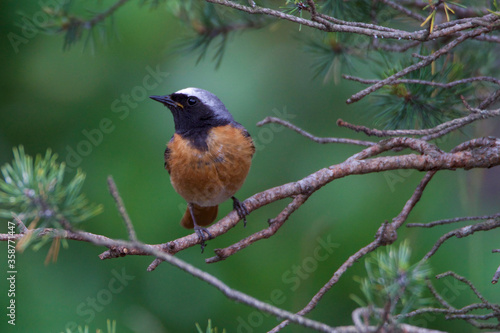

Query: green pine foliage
302,31,369,83
318,0,397,22
351,241,432,322
0,146,102,229
372,59,471,129
15,0,500,131
173,1,267,68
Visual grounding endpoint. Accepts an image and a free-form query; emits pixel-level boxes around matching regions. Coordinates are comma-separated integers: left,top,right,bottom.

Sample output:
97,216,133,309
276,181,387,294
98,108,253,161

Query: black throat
177,121,230,151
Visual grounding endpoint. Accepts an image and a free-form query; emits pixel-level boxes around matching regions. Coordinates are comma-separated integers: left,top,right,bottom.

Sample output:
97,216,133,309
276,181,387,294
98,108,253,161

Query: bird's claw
194,225,213,253
232,196,249,227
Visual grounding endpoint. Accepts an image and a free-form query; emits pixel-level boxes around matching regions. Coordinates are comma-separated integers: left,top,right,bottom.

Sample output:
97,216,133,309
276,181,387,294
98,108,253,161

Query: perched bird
150,88,255,250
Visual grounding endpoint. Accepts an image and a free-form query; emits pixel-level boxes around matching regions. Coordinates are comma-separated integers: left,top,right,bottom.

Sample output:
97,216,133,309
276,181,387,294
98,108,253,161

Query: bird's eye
187,97,198,106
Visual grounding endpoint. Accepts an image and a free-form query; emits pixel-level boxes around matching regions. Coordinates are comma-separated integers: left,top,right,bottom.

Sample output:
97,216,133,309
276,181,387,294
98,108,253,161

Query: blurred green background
1,1,499,332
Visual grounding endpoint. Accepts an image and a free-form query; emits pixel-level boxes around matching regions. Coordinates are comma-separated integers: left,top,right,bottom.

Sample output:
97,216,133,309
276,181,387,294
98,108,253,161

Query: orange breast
166,125,254,206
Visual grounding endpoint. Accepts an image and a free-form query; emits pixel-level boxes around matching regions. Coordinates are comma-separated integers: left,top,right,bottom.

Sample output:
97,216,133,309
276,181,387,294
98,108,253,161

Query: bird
150,88,255,251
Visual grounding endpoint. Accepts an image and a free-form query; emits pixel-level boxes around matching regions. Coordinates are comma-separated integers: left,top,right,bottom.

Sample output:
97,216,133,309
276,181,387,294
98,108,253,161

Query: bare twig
13,214,28,233
206,0,499,41
422,278,500,329
100,136,498,265
379,0,426,21
107,176,137,241
257,117,375,146
436,271,491,305
391,171,436,229
269,223,395,332
0,227,116,243
2,137,497,260
84,0,130,29
492,265,500,284
107,175,137,242
271,168,446,332
346,138,443,162
353,307,447,333
337,107,500,138
407,213,500,228
206,193,310,263
346,26,496,104
343,75,500,88
9,219,338,332
423,219,500,260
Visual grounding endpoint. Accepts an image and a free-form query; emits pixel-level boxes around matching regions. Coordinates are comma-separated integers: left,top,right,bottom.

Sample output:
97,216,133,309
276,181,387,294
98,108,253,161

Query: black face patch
167,93,231,151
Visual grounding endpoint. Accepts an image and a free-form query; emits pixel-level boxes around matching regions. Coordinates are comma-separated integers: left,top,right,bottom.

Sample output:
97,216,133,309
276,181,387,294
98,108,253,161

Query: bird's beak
149,95,183,109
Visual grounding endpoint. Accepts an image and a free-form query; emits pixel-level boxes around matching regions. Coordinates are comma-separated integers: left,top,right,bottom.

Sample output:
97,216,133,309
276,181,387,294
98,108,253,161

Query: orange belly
166,125,254,207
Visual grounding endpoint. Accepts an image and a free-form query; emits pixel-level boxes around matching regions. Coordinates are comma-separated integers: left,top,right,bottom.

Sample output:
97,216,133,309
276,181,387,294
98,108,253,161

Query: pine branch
256,117,375,146
83,0,130,30
407,213,500,228
346,25,497,104
2,123,500,331
337,106,500,138
403,272,500,329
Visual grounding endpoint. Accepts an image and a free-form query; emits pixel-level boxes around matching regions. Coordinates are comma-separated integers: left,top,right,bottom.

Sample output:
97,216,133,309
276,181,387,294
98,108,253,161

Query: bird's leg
188,203,213,253
231,196,249,227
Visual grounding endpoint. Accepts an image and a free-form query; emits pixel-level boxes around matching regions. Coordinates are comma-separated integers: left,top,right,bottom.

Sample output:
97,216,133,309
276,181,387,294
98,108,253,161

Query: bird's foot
232,196,249,227
194,225,213,253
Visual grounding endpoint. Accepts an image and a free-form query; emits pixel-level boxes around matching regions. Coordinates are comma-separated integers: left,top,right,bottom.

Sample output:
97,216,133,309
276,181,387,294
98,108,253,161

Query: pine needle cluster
0,146,102,252
351,241,432,323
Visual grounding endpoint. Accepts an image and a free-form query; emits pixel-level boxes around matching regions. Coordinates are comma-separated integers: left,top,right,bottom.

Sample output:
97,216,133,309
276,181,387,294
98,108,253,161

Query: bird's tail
180,204,218,229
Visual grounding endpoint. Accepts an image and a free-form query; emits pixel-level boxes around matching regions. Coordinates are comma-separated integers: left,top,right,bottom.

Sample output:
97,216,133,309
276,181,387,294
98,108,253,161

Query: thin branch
423,280,496,329
206,0,500,41
10,216,338,332
346,26,495,104
205,0,327,30
136,244,339,333
343,75,500,88
83,0,130,29
314,13,402,33
100,137,498,265
475,34,500,44
427,279,453,309
1,137,495,262
422,271,500,326
407,213,500,228
13,214,28,233
492,265,500,284
345,138,443,162
391,171,436,229
0,227,116,243
423,219,500,260
353,307,447,333
374,40,421,53
271,169,447,332
379,0,426,21
337,107,500,138
478,88,500,109
436,271,492,305
400,303,491,318
206,193,310,263
107,175,137,242
269,225,390,332
257,117,375,146
419,91,500,141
